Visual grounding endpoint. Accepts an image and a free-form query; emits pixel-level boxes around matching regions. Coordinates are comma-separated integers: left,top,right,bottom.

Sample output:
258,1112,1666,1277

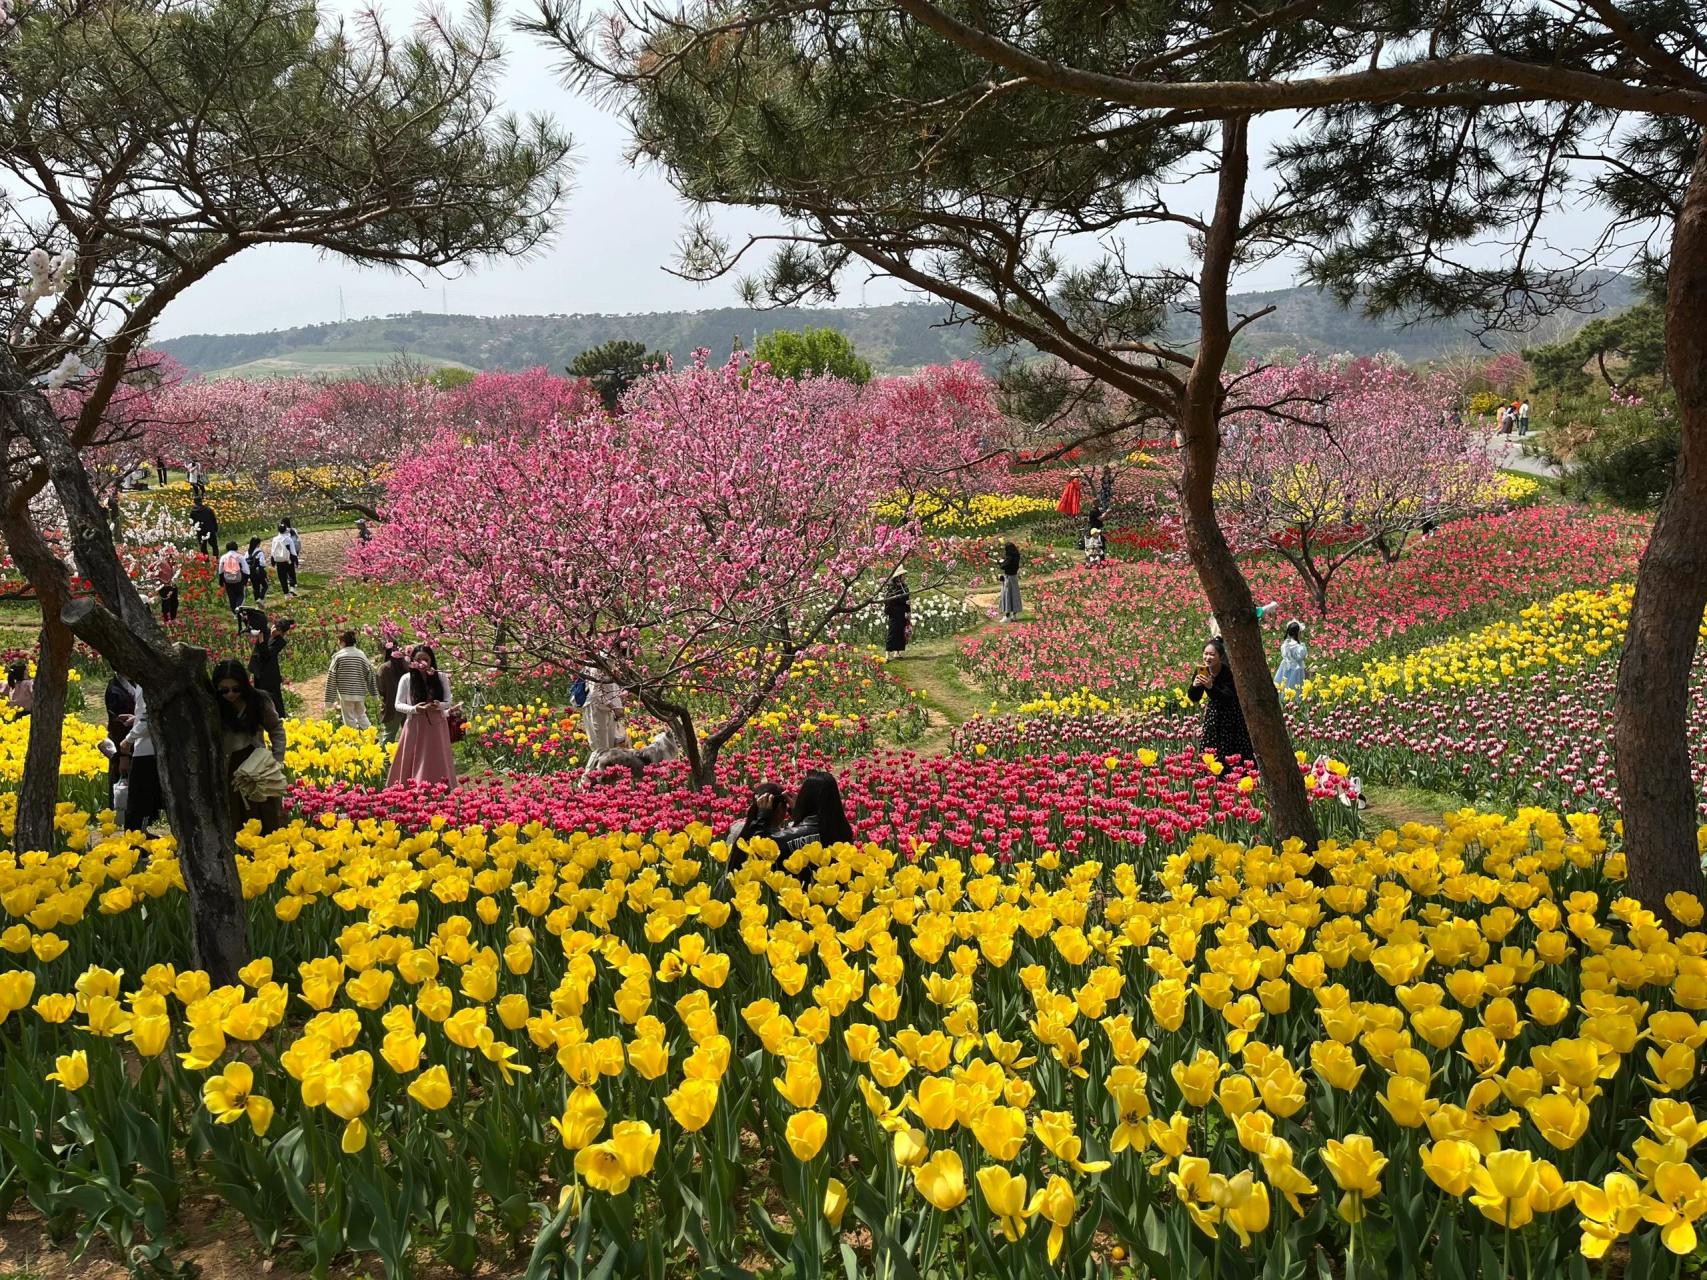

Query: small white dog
582,729,681,785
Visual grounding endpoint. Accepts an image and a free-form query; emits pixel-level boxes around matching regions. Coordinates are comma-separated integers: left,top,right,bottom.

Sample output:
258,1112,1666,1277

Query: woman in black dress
883,571,911,658
1187,637,1255,764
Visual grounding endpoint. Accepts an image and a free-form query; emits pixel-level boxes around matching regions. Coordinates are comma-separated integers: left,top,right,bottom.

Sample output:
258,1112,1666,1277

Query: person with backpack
270,523,297,597
287,521,302,583
246,536,271,603
217,541,248,613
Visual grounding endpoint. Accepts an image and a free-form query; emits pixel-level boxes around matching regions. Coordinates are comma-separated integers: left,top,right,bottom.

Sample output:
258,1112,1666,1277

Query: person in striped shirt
324,630,379,729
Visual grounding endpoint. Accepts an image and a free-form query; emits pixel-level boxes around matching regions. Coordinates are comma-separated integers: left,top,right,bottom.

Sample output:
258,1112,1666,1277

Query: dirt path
885,557,1082,755
295,526,357,577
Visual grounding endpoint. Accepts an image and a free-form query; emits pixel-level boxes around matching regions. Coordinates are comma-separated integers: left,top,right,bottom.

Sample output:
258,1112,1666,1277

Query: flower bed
294,747,1362,855
959,508,1644,708
0,806,1699,1277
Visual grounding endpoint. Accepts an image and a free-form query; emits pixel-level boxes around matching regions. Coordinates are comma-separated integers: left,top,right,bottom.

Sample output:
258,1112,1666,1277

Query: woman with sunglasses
386,644,457,787
212,659,288,834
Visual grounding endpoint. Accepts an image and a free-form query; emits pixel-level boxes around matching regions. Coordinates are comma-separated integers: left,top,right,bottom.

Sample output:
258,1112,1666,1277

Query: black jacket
249,635,287,697
1000,546,1020,576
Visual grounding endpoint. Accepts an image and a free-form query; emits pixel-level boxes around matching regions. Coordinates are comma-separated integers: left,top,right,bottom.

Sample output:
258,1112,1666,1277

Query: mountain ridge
157,281,1637,378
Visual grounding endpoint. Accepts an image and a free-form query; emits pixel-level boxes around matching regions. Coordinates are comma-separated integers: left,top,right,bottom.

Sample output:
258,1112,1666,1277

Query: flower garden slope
2,807,1706,1276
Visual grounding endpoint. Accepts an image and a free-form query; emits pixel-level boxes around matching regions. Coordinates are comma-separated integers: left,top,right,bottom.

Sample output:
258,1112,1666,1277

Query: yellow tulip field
3,797,1705,1278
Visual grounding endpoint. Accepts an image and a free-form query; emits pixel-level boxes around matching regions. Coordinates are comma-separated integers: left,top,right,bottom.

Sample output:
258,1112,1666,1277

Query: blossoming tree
1216,356,1494,615
0,0,570,977
359,354,980,788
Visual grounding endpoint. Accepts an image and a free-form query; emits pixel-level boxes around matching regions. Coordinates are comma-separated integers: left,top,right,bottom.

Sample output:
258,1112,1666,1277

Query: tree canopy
568,338,669,410
0,0,573,976
754,328,872,384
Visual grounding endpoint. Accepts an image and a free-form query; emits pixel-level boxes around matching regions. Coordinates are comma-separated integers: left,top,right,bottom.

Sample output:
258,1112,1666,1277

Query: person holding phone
386,644,458,786
1187,637,1255,764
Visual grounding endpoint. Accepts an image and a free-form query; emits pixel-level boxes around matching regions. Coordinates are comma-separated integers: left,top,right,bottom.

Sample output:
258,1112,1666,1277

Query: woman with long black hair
773,769,855,860
1187,636,1255,764
386,644,457,787
998,541,1022,622
213,659,288,834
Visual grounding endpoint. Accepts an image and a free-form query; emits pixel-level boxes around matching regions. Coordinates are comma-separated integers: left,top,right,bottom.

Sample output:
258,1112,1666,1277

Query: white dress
1275,638,1307,695
581,668,625,756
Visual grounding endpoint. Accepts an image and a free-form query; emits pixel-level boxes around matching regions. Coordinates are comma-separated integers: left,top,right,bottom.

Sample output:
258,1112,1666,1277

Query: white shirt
395,672,452,716
121,688,156,758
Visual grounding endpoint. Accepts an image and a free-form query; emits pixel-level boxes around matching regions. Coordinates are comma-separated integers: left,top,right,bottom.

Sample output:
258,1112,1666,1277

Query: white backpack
219,552,244,584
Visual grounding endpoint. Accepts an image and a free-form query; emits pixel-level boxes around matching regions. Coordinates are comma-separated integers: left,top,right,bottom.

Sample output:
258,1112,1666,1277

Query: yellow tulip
551,1085,607,1151
913,1148,967,1211
893,1126,930,1168
976,1165,1032,1241
407,1065,454,1111
664,1078,719,1133
823,1177,849,1229
1419,1139,1481,1196
1321,1135,1386,1222
1526,1092,1590,1150
785,1110,828,1161
1028,1174,1075,1262
971,1104,1027,1162
46,1049,89,1092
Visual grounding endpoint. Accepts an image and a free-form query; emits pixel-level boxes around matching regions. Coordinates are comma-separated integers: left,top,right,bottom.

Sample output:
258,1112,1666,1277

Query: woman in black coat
1187,636,1255,764
247,616,293,717
998,542,1022,621
883,571,911,658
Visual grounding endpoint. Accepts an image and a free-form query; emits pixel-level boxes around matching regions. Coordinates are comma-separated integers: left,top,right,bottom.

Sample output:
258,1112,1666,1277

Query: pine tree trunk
1180,448,1321,849
145,664,250,984
1615,135,1707,914
14,615,74,854
1178,114,1321,851
0,500,77,856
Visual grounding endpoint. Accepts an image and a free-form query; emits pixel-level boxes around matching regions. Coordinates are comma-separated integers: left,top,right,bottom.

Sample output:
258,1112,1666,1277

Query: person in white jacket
119,687,163,831
581,665,626,762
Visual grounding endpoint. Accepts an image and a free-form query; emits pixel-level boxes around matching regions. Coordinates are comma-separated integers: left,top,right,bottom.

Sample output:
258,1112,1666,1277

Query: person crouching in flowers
1188,636,1254,764
213,659,288,835
387,645,457,788
772,769,855,877
725,782,790,876
1274,620,1307,698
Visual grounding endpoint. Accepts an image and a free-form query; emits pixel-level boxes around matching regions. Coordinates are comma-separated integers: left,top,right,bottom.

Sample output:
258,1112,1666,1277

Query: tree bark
0,492,77,853
13,616,75,853
1179,116,1321,851
0,349,250,983
1615,135,1707,913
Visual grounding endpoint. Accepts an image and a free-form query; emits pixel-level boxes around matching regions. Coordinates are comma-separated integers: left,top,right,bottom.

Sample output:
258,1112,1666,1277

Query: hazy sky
157,2,1616,340
159,3,891,338
157,1,1320,339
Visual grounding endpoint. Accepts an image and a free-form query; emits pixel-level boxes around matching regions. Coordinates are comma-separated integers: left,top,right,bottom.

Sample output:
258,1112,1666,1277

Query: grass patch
1361,782,1471,830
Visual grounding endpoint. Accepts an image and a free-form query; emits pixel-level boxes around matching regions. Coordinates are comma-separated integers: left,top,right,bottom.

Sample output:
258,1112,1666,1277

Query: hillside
158,282,1636,378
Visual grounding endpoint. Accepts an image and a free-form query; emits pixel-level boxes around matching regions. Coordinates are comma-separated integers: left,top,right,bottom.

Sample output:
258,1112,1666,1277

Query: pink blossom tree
441,367,600,442
356,354,956,788
148,376,309,491
275,368,451,520
1216,355,1494,615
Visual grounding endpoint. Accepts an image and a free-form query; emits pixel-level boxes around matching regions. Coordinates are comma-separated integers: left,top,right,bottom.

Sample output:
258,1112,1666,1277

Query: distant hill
158,282,1638,378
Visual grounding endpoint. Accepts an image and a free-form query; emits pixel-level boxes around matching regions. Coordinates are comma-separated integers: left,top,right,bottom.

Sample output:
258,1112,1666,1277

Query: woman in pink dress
386,645,457,787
